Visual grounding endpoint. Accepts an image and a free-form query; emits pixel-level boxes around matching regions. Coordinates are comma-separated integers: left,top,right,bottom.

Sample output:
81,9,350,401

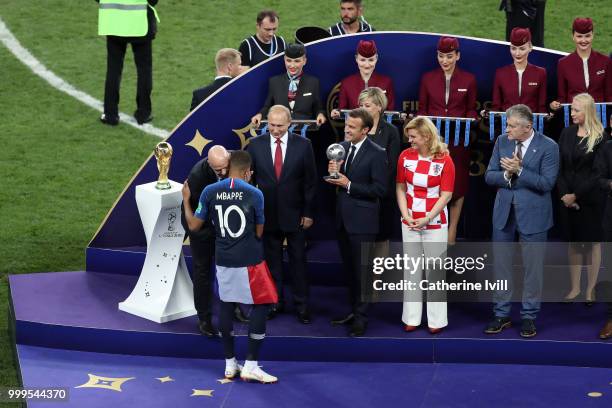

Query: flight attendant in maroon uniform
491,27,547,113
417,36,477,244
550,17,612,110
331,40,395,119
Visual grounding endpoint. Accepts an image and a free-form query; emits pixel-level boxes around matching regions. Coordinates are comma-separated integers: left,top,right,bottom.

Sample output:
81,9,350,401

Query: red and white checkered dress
396,148,455,230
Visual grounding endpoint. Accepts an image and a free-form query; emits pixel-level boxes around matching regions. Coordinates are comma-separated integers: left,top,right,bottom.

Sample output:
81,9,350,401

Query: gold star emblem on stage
75,374,135,392
217,378,233,384
186,129,213,156
232,123,258,149
191,389,214,397
156,376,174,383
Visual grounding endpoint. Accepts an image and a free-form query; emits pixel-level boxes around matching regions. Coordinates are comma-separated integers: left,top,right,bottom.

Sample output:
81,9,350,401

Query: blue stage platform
9,271,612,368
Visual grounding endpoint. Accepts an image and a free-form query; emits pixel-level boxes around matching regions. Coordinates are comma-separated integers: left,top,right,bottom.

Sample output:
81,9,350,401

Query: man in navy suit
247,105,318,323
190,48,246,111
484,104,559,338
326,108,387,336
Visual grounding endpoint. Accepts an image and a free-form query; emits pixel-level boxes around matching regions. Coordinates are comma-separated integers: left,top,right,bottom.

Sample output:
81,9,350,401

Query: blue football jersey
195,178,264,267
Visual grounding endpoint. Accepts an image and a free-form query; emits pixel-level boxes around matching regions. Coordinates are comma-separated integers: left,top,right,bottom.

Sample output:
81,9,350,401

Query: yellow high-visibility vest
98,0,156,37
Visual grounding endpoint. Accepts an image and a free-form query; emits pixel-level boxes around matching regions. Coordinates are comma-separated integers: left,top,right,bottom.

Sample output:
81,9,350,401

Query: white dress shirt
270,132,289,164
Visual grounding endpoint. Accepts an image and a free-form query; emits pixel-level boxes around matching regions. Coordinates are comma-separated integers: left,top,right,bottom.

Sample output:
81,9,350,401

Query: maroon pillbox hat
437,36,459,53
510,27,531,46
572,17,593,34
356,40,377,57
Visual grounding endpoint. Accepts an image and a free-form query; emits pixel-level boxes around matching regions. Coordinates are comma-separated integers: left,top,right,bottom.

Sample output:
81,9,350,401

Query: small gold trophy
154,142,173,190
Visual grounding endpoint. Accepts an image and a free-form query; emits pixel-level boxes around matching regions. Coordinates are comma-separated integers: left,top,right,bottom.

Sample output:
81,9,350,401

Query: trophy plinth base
155,181,171,190
324,175,340,180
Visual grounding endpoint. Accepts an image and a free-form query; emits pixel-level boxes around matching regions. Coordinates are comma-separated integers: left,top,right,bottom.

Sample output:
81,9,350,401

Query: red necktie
274,138,283,180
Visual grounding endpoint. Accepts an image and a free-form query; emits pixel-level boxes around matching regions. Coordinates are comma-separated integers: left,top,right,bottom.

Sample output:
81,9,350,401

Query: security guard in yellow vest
96,0,159,126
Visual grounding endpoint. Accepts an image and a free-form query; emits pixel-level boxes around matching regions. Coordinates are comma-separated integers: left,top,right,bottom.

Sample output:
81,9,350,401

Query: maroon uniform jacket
417,67,478,119
557,50,612,103
492,63,547,113
338,72,395,110
417,66,478,198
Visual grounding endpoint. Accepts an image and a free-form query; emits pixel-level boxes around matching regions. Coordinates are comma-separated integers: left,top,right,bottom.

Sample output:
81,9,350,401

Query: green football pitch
1,0,610,389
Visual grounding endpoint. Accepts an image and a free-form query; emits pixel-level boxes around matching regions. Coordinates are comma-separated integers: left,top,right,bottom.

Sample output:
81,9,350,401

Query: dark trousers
337,224,376,324
504,1,546,47
263,229,309,310
189,230,214,322
602,227,612,319
104,36,152,121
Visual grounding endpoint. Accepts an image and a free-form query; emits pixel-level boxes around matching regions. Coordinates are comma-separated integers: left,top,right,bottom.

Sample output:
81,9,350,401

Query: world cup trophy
323,143,346,180
154,142,173,190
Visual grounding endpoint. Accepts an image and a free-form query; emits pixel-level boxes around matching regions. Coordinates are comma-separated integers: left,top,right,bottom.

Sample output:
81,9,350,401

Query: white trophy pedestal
118,180,196,323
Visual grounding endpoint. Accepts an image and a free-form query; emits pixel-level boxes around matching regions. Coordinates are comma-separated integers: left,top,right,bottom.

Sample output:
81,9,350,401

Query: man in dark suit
484,104,559,338
251,43,326,127
326,108,387,336
247,105,318,323
499,0,546,47
181,145,248,337
190,48,246,111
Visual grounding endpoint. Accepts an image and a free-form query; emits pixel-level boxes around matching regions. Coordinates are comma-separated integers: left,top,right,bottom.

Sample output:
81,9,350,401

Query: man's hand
251,113,263,126
330,109,341,119
328,159,343,175
561,193,577,207
300,217,314,229
500,152,521,174
325,172,350,189
316,113,326,126
549,100,561,111
182,180,191,201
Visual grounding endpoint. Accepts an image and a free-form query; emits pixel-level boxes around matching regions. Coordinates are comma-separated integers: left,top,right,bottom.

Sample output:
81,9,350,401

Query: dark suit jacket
180,158,218,239
557,126,609,206
369,120,401,198
595,140,612,230
191,76,232,111
247,133,317,232
259,73,324,120
336,138,388,235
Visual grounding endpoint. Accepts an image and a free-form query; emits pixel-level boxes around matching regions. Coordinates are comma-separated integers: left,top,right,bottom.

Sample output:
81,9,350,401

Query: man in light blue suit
484,104,559,338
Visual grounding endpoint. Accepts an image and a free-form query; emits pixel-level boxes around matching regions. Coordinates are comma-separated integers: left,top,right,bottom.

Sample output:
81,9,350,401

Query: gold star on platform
232,123,258,149
156,376,174,383
217,378,233,384
75,374,135,392
587,392,603,398
191,389,214,397
186,129,213,156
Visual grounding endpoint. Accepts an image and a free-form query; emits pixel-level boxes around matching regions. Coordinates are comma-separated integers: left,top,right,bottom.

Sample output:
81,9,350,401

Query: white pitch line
0,16,169,139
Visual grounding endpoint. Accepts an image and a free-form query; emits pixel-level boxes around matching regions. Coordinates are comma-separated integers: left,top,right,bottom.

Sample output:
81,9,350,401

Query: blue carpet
18,345,612,408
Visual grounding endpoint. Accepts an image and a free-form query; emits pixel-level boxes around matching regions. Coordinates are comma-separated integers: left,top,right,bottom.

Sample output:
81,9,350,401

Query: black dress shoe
484,316,511,334
331,313,354,325
234,306,249,323
100,114,119,126
297,309,311,324
135,115,153,125
267,303,284,320
198,320,218,337
520,319,537,338
348,321,367,337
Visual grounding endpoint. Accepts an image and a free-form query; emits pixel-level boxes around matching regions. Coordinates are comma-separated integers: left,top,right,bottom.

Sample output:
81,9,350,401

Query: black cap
285,43,306,58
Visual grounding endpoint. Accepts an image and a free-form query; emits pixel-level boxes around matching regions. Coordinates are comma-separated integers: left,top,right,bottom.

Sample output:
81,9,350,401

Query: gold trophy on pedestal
154,142,173,190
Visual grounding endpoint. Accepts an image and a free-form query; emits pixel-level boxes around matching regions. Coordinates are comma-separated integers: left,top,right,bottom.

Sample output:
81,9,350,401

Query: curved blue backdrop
87,32,566,272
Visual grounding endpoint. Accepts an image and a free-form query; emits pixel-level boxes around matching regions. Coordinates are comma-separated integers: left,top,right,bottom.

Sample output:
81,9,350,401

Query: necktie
515,141,523,161
511,142,522,185
274,139,283,180
344,145,356,174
